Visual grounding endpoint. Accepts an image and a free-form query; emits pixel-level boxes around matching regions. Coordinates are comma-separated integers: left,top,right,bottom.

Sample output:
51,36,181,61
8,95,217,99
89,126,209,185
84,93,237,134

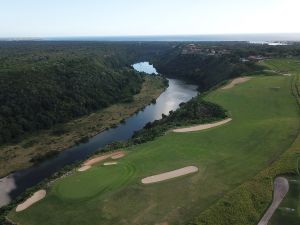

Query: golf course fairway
9,61,300,225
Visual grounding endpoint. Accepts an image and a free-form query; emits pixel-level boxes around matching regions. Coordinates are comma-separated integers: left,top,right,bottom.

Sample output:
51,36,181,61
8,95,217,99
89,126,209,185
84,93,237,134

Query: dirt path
257,177,289,225
16,190,46,212
141,166,198,184
173,118,232,133
221,77,251,90
77,151,125,171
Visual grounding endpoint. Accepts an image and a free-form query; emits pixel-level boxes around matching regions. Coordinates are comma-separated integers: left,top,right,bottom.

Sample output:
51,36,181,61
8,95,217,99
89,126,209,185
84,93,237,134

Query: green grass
8,60,300,225
188,59,300,225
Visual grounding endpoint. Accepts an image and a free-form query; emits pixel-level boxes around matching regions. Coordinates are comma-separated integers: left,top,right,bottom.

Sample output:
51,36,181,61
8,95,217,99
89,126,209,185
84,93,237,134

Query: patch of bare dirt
221,77,251,90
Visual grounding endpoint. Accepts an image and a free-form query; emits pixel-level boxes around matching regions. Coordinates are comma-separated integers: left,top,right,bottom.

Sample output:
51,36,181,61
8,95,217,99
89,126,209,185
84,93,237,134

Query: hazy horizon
1,0,300,38
2,33,300,42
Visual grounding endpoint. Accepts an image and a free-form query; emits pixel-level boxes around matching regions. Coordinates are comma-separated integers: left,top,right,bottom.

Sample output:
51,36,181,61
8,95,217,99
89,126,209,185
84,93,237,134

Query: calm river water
0,62,198,208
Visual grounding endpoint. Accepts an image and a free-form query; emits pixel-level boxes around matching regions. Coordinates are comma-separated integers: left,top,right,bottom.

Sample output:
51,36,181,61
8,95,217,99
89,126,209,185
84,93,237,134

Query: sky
1,0,300,38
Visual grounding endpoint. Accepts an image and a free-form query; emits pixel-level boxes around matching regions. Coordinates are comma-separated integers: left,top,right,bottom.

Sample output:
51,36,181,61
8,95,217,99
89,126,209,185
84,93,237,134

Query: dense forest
0,41,173,145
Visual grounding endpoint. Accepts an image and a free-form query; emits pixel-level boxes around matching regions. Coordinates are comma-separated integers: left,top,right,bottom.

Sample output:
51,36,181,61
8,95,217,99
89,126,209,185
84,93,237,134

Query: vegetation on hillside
0,76,166,177
0,41,173,145
154,42,300,90
131,97,227,144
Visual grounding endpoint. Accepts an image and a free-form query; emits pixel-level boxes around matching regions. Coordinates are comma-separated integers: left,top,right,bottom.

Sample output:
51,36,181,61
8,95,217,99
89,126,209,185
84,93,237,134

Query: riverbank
0,76,166,178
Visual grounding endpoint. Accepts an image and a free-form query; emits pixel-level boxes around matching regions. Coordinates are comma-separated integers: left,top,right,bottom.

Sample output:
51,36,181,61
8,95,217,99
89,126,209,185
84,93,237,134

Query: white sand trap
111,152,125,159
257,177,289,225
173,118,232,133
16,190,46,212
221,77,251,90
78,151,125,172
77,165,91,172
103,161,118,166
141,166,198,184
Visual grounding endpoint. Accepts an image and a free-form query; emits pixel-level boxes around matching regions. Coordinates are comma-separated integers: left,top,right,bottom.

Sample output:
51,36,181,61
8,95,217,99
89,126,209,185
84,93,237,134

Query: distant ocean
44,34,300,42
2,33,300,42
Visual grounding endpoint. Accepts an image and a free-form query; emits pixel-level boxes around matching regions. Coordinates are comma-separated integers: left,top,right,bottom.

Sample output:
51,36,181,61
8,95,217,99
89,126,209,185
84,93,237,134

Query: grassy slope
0,76,165,177
189,59,300,225
265,60,300,225
9,61,300,225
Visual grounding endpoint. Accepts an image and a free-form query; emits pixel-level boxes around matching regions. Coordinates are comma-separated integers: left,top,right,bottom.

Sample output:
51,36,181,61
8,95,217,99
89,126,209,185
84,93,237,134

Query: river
0,62,198,208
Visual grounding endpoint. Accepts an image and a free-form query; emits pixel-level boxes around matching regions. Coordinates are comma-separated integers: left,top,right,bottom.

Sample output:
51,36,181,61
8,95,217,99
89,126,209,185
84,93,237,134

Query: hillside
154,42,300,91
0,41,173,145
0,42,171,176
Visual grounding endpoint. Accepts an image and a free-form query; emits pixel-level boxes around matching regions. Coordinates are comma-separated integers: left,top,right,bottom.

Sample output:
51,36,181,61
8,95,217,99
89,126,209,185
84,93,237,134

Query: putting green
54,162,136,200
9,60,300,225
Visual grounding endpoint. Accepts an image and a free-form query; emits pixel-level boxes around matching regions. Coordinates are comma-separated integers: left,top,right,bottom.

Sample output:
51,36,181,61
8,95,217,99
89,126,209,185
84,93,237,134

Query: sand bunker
77,165,91,172
257,177,289,225
111,152,125,159
16,190,46,212
141,166,198,184
78,151,125,172
221,77,251,90
103,161,118,166
173,118,232,133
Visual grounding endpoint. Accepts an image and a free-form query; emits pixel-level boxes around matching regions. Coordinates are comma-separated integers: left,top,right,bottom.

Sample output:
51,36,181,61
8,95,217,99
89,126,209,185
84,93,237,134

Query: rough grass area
8,60,300,225
0,76,166,177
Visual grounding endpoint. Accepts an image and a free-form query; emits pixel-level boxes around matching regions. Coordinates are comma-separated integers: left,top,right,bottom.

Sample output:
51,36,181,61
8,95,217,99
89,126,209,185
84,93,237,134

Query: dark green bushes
132,96,227,144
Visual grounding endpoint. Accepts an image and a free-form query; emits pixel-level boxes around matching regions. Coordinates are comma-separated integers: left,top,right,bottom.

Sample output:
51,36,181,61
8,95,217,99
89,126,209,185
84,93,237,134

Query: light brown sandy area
257,177,289,225
16,190,46,212
103,161,118,166
111,152,125,159
78,151,125,172
173,118,232,133
221,77,251,90
77,165,91,172
141,166,198,184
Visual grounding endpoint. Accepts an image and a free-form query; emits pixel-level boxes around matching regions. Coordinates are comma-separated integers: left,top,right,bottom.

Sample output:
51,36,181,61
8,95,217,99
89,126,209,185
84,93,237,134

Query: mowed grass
9,74,300,225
